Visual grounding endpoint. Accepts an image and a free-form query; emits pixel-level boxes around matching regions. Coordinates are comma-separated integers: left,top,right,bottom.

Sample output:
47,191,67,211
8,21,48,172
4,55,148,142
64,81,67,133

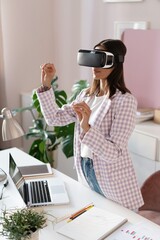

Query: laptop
9,153,70,207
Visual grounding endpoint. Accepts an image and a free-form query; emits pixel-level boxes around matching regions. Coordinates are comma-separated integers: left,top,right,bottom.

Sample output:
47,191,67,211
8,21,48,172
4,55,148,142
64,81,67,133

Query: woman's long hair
86,39,131,98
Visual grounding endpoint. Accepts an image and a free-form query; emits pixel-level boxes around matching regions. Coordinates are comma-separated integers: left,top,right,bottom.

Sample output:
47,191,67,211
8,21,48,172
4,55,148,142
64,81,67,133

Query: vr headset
77,49,124,68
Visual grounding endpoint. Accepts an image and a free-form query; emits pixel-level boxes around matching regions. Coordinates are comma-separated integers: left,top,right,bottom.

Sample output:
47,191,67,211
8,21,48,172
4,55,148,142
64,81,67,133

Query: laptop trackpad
50,184,70,205
51,185,65,194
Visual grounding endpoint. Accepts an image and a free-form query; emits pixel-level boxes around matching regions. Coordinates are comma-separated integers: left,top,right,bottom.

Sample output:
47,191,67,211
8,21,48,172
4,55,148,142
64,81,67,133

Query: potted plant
0,208,47,240
14,77,89,166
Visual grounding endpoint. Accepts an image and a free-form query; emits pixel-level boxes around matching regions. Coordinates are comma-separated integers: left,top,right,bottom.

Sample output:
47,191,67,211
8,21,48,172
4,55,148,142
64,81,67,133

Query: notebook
56,206,128,240
9,153,70,207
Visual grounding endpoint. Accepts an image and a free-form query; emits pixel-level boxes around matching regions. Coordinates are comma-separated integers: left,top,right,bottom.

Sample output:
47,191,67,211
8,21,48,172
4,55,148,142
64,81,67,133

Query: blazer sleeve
36,87,88,126
36,88,76,126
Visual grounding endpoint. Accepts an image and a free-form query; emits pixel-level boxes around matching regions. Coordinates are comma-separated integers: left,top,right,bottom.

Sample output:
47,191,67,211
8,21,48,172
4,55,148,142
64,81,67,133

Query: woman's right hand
72,101,91,133
40,63,56,88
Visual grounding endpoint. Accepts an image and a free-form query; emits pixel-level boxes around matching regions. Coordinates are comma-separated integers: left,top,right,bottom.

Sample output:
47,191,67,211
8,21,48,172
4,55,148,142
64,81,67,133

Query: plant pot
30,230,39,240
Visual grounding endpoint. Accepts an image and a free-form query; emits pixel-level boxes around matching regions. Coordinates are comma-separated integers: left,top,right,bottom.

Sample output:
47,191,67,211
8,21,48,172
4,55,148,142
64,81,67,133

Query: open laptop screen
9,153,23,186
9,153,26,202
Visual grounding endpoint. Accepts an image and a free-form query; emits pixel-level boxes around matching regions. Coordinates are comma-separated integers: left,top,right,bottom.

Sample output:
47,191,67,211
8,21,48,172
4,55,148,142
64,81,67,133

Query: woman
36,39,144,211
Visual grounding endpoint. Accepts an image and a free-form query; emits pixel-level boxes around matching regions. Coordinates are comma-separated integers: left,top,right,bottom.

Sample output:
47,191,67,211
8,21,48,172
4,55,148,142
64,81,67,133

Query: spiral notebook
56,207,127,240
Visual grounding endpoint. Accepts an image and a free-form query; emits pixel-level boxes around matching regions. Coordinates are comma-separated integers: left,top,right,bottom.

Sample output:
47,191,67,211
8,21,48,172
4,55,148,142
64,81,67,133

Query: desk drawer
128,132,157,161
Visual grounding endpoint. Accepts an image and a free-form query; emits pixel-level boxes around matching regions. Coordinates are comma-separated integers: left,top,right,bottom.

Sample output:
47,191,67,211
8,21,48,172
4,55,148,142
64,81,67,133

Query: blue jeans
81,157,104,196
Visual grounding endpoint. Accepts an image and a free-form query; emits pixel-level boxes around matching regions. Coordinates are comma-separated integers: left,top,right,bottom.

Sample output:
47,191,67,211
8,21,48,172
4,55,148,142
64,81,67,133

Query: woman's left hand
72,101,91,133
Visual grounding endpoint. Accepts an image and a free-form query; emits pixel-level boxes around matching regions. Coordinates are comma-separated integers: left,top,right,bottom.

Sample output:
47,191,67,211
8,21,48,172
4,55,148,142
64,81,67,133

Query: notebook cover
56,207,127,240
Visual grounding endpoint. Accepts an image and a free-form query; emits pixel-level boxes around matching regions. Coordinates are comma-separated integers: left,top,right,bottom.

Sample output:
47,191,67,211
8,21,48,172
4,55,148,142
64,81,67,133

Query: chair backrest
139,170,160,211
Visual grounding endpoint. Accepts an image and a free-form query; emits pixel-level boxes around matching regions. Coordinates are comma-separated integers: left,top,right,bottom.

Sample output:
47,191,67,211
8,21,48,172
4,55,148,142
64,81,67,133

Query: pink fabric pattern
37,87,144,210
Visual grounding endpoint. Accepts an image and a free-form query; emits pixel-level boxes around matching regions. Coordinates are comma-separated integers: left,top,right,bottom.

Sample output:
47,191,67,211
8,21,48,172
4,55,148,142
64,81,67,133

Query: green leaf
54,90,67,107
54,123,74,139
34,119,44,130
33,99,40,108
39,141,45,153
68,80,89,103
55,90,67,99
61,135,74,158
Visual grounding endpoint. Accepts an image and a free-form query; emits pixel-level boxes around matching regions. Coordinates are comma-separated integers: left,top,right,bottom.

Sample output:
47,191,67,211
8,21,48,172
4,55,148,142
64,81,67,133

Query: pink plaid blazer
37,88,144,210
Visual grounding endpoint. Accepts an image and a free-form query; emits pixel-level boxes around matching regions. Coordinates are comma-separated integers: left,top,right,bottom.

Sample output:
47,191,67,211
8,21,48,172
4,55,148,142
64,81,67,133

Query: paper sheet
106,221,160,240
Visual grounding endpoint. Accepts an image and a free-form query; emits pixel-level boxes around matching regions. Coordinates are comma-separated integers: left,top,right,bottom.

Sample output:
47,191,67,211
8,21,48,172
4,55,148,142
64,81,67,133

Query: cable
3,179,9,187
0,168,7,182
0,179,9,200
0,169,8,200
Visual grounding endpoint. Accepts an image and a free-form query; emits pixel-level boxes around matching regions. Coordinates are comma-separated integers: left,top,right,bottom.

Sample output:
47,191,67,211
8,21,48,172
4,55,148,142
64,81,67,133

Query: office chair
138,170,160,226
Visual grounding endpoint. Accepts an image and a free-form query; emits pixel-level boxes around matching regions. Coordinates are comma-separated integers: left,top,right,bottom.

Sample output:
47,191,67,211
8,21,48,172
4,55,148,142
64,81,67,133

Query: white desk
0,147,160,239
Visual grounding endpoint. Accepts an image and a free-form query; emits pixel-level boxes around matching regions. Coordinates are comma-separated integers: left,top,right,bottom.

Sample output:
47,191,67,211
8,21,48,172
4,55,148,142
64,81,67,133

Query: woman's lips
93,70,101,75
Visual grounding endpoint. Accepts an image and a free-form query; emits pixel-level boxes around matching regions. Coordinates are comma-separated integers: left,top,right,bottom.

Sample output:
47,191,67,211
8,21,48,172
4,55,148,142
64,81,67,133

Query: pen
67,203,94,222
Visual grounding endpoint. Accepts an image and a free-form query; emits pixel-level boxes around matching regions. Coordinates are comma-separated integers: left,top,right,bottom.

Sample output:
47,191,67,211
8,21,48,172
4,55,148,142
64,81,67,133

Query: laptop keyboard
30,180,51,204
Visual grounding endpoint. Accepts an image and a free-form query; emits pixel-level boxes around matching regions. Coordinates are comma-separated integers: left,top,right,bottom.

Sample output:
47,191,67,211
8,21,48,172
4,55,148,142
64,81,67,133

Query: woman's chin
93,74,100,80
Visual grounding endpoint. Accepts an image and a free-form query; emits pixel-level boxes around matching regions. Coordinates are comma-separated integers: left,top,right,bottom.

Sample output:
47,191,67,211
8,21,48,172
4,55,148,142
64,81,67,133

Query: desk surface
0,147,160,239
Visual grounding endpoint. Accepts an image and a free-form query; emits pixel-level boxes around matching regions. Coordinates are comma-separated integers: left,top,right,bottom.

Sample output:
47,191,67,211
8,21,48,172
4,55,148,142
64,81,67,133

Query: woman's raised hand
40,63,56,88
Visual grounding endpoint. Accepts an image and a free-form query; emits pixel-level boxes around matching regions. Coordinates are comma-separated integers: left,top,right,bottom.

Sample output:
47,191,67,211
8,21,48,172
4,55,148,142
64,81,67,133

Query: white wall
1,0,160,113
0,0,160,177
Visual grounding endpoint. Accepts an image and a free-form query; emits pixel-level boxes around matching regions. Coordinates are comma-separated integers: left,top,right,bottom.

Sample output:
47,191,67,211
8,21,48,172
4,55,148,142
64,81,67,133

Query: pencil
67,203,94,222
